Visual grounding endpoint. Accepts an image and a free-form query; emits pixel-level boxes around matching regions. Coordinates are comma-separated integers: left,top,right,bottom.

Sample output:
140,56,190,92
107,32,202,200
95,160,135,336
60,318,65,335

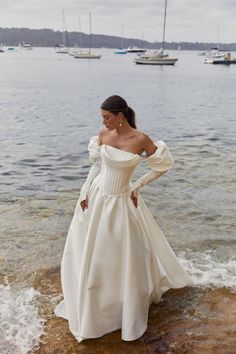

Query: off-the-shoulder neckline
101,144,158,158
101,144,142,157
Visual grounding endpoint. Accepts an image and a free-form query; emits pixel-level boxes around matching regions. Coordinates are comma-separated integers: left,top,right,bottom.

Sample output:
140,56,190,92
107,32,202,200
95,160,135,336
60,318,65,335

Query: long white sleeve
131,141,174,197
78,136,101,202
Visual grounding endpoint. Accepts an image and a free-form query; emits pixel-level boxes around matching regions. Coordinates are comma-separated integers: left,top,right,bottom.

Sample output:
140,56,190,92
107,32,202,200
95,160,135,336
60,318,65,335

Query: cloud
0,0,236,42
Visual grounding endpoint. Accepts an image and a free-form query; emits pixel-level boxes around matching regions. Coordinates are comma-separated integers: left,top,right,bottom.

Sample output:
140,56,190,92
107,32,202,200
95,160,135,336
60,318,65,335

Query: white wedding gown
54,136,193,342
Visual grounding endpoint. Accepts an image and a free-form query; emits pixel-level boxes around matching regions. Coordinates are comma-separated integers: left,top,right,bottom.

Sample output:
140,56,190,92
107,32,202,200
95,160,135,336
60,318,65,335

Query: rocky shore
27,267,236,354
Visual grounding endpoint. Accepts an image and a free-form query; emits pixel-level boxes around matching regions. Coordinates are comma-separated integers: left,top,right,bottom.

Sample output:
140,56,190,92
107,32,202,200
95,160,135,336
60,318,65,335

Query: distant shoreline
1,27,236,51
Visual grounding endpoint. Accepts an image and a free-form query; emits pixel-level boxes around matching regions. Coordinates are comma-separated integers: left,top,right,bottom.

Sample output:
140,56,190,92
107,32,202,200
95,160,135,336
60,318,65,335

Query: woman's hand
130,191,138,208
80,198,88,211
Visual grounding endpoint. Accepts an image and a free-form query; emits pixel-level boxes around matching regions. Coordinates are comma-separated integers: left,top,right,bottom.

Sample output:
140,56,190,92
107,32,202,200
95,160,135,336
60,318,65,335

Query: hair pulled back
100,95,137,129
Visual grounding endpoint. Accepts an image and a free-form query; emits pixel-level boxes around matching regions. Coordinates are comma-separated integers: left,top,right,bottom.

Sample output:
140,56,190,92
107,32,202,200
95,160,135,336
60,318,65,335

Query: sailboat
69,15,83,56
134,0,178,65
114,25,127,54
74,13,102,59
55,9,69,54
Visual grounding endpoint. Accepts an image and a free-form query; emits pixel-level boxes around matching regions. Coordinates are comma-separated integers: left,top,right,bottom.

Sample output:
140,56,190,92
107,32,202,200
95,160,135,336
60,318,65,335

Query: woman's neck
115,120,133,136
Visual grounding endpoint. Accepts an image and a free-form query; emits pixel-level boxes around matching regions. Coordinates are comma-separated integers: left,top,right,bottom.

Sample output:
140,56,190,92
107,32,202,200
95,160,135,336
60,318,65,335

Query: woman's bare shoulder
134,130,154,144
98,128,109,144
135,131,157,155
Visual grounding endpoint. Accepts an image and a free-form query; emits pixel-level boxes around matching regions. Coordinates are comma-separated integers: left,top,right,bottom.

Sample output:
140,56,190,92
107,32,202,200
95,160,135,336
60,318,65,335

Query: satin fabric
54,137,193,342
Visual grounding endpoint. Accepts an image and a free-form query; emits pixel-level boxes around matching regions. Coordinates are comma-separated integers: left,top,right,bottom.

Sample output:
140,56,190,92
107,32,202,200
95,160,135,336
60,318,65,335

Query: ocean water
0,47,236,352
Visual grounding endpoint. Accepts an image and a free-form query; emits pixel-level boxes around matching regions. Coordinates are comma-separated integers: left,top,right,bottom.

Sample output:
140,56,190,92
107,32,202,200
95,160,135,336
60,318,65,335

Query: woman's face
101,109,120,130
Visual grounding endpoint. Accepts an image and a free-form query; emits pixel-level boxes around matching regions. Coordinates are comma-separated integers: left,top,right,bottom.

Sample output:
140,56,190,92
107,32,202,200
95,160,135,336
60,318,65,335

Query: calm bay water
0,48,236,352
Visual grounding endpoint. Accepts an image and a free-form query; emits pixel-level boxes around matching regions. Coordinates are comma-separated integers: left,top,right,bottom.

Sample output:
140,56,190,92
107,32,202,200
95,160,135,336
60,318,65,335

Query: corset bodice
98,145,142,196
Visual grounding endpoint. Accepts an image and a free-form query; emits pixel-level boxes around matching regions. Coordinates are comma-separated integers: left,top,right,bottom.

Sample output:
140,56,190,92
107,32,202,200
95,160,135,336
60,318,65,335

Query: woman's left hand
130,191,138,208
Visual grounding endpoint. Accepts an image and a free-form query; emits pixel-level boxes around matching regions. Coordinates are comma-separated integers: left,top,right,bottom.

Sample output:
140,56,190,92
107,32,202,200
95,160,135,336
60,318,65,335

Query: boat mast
89,12,92,54
217,24,220,51
62,9,69,50
62,9,66,46
121,24,124,49
78,15,82,48
162,0,167,54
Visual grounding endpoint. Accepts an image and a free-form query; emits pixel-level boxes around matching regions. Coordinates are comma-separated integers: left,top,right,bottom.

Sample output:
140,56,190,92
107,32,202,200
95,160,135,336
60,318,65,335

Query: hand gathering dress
54,136,193,342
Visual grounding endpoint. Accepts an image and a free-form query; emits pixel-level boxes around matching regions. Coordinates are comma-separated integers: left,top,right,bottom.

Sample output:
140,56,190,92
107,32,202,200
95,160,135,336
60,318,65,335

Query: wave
179,249,236,289
0,284,45,354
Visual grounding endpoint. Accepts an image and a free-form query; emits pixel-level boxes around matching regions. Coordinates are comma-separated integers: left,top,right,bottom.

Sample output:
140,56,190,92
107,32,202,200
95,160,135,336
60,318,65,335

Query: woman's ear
117,112,124,119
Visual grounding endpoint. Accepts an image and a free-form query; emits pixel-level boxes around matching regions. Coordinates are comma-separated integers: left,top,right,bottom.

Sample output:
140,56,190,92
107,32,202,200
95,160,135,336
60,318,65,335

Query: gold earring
119,120,122,127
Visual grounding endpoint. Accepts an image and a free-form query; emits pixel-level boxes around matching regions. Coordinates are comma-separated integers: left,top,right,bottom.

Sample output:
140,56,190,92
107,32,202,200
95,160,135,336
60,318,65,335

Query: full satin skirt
54,177,192,342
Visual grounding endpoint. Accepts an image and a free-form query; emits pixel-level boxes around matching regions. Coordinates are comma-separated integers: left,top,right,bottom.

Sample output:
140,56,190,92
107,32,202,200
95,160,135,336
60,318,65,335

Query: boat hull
134,58,178,65
74,53,102,59
212,60,236,65
55,50,68,54
114,49,127,54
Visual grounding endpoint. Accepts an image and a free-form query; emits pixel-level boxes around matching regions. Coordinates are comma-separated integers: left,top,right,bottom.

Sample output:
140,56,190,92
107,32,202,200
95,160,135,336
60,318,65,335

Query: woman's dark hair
101,95,137,129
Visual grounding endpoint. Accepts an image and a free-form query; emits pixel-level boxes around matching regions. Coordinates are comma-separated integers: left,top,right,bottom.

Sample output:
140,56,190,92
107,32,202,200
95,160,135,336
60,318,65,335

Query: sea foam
0,284,45,354
179,249,236,289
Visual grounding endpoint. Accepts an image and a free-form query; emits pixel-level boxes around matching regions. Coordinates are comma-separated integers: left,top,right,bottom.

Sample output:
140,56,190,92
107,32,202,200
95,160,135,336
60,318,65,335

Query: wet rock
27,268,236,354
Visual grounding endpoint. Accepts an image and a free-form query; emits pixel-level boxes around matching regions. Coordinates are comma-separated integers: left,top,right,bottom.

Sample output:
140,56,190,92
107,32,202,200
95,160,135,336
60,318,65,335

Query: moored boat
126,46,146,53
209,52,236,65
74,13,101,59
22,43,33,50
114,48,127,54
134,0,178,66
55,9,69,54
74,51,101,59
134,53,178,65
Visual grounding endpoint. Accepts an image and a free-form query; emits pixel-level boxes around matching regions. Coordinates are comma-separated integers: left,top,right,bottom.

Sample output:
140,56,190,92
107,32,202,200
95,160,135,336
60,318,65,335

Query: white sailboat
114,24,127,54
55,9,69,54
69,15,83,56
74,13,102,59
134,0,178,65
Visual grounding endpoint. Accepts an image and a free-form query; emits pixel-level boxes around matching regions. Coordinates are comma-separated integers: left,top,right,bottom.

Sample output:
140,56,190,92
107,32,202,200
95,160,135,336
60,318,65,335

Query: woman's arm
130,137,174,204
79,135,101,211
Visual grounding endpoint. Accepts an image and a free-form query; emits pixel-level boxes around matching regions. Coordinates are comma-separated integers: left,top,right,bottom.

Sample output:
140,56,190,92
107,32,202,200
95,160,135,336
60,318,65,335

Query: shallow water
0,47,236,352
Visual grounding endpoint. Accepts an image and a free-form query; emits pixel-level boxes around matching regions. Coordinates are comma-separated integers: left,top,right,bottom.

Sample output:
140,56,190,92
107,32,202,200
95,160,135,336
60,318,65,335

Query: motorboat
126,46,146,53
205,52,236,65
134,0,178,66
203,47,225,63
22,43,33,50
0,45,5,53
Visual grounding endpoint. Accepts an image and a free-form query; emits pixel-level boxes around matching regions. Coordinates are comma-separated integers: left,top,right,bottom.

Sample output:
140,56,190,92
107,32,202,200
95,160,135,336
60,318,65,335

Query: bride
54,95,193,342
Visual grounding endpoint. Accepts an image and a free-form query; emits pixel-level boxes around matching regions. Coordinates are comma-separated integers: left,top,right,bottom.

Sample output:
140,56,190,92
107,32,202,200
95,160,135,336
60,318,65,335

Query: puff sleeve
131,141,174,197
78,136,101,202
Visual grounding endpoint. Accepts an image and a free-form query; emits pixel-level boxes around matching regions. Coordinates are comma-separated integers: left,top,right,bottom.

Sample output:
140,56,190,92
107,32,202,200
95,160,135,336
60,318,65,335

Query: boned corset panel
99,158,138,196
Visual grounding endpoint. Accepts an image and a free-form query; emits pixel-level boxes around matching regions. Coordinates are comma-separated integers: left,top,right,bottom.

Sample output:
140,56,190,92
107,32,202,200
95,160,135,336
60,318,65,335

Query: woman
54,95,193,342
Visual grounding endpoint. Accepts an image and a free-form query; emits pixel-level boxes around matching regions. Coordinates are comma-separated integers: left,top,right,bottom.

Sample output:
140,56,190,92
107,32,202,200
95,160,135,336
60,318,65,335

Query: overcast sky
0,0,236,43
